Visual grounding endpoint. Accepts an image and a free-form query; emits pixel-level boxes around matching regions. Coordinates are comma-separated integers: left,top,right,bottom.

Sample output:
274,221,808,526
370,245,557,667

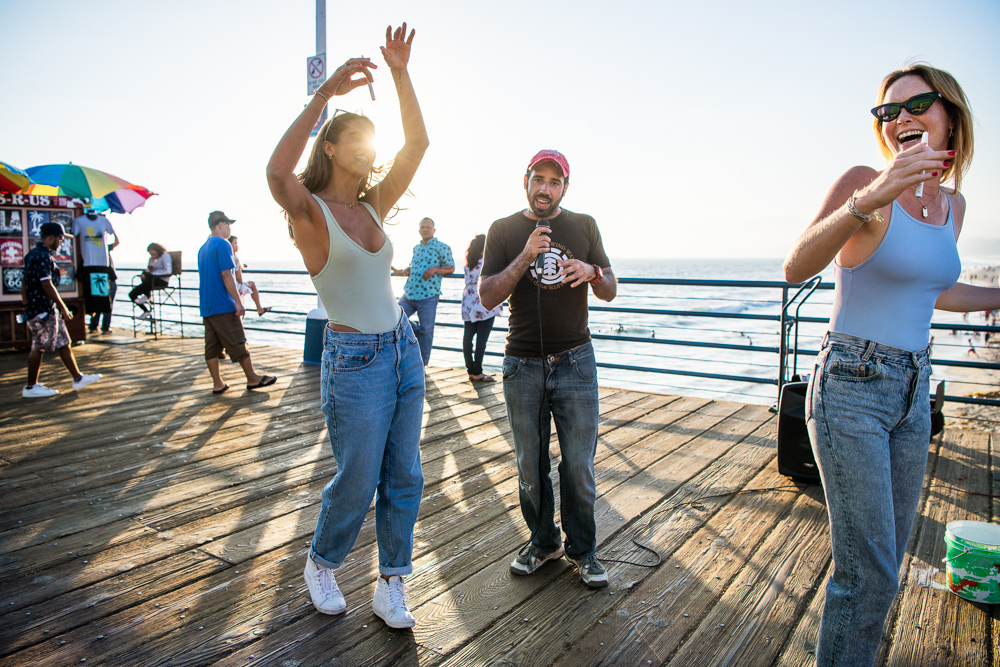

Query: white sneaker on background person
72,374,102,391
372,575,415,628
22,384,58,398
137,311,152,320
134,294,148,305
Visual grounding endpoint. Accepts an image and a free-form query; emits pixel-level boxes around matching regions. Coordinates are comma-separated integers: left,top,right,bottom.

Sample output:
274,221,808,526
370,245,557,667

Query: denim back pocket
332,344,378,372
823,346,881,382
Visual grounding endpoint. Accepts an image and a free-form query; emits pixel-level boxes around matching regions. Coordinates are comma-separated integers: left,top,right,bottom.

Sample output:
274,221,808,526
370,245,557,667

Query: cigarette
361,55,375,101
915,131,929,198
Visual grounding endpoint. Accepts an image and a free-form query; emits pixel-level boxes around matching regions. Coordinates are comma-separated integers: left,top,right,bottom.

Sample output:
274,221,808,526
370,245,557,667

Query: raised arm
363,23,429,219
783,142,954,284
266,57,377,228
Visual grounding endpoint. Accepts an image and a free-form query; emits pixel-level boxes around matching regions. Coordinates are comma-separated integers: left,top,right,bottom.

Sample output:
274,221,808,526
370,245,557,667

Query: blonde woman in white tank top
784,64,1000,667
266,23,428,630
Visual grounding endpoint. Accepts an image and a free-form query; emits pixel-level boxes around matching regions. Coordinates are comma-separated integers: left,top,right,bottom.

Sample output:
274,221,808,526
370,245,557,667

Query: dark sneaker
568,554,609,588
510,543,564,576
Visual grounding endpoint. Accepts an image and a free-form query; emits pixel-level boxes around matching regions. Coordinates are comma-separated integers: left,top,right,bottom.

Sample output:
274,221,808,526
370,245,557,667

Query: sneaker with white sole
137,311,152,321
303,555,346,615
373,575,415,628
567,554,609,588
22,384,58,398
510,543,565,576
72,374,102,391
134,294,149,305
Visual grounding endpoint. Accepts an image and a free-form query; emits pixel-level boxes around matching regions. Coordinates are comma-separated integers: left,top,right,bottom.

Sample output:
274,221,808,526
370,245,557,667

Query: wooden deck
0,336,996,666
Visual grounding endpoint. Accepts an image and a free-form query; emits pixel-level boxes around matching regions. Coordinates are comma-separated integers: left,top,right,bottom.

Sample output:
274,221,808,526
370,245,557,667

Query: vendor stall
0,191,86,348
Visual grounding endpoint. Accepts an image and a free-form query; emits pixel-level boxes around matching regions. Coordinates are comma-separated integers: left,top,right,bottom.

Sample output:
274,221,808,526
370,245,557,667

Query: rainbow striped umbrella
25,163,146,200
0,160,31,193
88,186,157,214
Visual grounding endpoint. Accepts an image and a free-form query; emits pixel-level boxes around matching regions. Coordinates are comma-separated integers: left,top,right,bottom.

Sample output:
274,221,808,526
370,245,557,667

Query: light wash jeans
398,294,439,366
502,342,600,560
311,313,425,576
806,331,931,667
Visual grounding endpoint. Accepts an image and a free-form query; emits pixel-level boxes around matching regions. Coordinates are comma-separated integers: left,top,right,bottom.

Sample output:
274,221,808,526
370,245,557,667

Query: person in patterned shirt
391,217,453,365
20,222,102,398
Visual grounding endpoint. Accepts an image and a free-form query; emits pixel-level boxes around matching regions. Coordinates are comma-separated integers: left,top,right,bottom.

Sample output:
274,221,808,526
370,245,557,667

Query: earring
949,127,954,138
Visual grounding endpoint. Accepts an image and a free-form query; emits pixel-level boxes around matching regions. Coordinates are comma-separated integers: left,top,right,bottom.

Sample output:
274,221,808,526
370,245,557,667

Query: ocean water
119,255,1000,406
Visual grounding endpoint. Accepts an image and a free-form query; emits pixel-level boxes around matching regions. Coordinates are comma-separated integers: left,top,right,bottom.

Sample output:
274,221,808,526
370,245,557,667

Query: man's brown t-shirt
481,209,610,357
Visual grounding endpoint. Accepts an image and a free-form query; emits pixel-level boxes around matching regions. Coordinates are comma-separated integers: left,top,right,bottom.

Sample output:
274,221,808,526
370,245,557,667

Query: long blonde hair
874,63,974,192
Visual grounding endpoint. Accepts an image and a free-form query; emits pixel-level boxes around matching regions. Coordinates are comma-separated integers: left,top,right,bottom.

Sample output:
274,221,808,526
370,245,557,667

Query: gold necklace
325,195,356,210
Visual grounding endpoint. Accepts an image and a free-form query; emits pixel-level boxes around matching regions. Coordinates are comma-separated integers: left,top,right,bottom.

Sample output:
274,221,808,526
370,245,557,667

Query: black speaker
776,381,821,484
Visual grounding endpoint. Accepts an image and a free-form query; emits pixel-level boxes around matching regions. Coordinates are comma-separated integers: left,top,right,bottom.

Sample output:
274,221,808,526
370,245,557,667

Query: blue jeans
806,331,931,667
502,342,600,560
398,294,438,366
311,313,425,576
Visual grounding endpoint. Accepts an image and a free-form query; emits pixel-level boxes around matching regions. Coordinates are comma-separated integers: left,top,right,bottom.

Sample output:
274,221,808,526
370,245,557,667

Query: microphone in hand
535,220,548,274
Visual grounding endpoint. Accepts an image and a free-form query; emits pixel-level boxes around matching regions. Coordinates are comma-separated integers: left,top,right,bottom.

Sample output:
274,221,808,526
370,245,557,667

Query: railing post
778,285,789,396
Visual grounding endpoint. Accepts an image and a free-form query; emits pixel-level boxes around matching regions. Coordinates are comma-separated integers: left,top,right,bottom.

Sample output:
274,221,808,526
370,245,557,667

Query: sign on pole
307,53,326,95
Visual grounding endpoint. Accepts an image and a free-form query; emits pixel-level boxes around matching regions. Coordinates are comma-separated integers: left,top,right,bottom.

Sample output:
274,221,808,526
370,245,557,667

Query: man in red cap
479,149,617,588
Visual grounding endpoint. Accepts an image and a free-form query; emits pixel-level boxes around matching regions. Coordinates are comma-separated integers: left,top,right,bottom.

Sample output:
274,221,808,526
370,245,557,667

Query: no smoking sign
306,53,326,95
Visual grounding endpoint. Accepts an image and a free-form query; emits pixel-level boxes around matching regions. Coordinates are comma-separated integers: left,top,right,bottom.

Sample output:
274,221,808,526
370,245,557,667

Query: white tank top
308,195,400,333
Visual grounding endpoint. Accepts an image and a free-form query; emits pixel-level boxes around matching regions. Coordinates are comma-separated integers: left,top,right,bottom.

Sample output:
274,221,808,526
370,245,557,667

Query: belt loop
861,339,877,362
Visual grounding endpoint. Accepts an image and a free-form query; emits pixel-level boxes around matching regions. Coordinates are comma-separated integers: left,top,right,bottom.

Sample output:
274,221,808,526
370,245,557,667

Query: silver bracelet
314,90,329,103
846,191,883,224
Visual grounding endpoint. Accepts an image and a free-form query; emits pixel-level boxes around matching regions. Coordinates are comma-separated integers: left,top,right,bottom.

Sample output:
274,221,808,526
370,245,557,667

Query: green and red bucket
944,520,1000,604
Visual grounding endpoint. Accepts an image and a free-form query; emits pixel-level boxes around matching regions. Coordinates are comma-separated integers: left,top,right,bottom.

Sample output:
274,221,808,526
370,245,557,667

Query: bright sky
3,0,999,266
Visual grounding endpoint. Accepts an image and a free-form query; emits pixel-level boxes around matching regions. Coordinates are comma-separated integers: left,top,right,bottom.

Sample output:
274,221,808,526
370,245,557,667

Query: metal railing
113,267,1000,407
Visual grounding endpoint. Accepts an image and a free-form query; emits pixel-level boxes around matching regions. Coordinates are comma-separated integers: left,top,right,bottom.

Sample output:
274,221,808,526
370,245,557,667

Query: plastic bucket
944,520,1000,604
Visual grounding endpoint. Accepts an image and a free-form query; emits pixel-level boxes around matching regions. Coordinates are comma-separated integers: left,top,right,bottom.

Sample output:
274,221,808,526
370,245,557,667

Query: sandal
470,374,495,383
212,384,230,394
246,375,277,390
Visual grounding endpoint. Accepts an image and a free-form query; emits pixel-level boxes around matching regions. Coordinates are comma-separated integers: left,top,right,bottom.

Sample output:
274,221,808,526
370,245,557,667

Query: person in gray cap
20,221,102,397
197,211,276,394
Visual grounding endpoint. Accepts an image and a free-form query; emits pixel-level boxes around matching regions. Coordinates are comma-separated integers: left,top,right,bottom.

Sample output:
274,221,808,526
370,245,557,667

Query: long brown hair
874,63,974,192
147,243,166,257
465,234,486,269
295,111,404,221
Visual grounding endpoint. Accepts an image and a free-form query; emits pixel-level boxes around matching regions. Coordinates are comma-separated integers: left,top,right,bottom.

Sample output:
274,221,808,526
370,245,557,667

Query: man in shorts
21,221,102,398
197,211,276,394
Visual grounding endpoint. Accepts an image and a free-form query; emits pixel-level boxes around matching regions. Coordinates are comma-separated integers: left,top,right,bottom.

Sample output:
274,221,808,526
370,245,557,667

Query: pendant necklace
915,187,941,219
326,195,356,210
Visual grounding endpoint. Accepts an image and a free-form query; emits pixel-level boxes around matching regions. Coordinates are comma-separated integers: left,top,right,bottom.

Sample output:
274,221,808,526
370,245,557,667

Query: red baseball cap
526,149,569,179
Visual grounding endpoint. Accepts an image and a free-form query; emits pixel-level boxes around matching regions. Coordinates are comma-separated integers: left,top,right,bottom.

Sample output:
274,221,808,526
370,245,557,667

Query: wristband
589,264,604,285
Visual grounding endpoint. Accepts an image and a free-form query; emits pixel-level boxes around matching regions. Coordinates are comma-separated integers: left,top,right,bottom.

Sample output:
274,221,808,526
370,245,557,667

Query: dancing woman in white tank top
266,23,429,629
784,64,1000,667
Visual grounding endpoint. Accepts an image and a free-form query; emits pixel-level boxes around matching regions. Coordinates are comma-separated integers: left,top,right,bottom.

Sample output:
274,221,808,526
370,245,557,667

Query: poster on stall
27,210,49,237
53,237,74,263
51,210,72,229
2,266,23,295
0,210,22,234
0,238,23,266
57,265,75,292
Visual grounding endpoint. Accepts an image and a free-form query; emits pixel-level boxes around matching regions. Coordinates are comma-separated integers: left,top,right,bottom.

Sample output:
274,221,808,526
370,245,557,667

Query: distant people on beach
480,149,617,589
967,338,977,356
783,63,1000,667
71,209,118,335
197,211,277,395
130,242,171,321
266,24,427,629
227,235,271,316
20,222,102,398
461,234,502,382
391,217,454,366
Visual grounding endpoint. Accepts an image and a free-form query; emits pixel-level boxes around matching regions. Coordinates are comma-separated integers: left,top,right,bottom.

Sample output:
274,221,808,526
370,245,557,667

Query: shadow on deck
0,337,996,666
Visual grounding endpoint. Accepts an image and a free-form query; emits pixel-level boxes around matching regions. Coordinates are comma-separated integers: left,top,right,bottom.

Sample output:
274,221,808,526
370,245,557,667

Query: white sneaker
72,374,102,391
23,384,58,398
137,311,152,321
134,294,148,305
373,575,415,628
303,555,346,615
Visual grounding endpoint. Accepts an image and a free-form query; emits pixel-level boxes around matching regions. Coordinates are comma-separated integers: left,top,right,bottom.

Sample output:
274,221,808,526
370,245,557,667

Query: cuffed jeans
398,294,439,366
806,331,931,667
311,313,425,576
502,342,600,560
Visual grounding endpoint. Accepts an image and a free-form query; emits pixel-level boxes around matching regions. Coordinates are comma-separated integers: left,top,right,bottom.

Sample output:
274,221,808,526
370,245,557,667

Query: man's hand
558,259,596,287
422,267,437,280
235,302,246,318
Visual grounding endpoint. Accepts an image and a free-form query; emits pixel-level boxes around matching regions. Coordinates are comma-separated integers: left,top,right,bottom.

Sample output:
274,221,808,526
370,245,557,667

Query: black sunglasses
871,92,942,122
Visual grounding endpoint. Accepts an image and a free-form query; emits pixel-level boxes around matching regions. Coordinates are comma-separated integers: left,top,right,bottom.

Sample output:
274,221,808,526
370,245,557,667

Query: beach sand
942,265,999,429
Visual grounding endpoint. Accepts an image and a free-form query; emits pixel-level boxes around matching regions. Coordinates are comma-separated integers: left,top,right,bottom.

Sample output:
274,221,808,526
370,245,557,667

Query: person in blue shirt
391,217,453,365
197,210,276,394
